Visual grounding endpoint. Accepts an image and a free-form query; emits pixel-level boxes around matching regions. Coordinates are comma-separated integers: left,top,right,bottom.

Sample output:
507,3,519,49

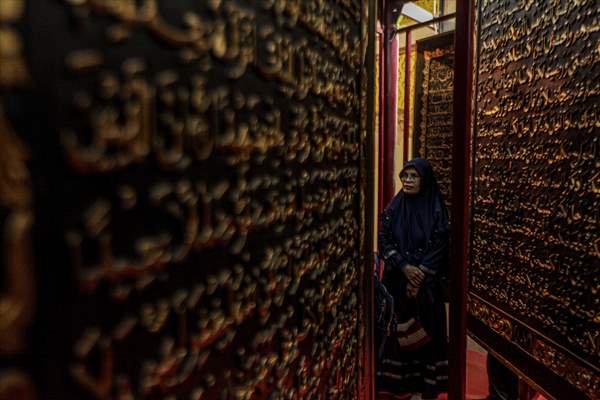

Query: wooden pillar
362,0,378,397
519,379,536,400
382,4,399,207
378,25,385,215
402,30,412,163
448,0,475,399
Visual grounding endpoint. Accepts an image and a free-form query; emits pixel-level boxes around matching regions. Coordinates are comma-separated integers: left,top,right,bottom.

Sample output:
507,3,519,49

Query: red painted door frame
377,23,385,215
448,1,475,399
381,2,402,209
402,30,412,163
376,1,476,399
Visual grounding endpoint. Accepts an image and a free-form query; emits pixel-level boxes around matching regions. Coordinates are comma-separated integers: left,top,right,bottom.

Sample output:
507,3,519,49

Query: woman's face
400,167,421,195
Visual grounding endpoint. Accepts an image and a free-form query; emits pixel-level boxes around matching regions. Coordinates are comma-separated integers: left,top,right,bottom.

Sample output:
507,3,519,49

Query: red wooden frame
402,30,412,162
448,1,475,399
382,2,400,208
362,2,378,399
375,1,476,399
378,24,385,215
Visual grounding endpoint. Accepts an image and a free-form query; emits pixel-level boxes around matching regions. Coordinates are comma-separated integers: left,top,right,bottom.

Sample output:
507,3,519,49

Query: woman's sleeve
419,215,449,275
378,209,407,270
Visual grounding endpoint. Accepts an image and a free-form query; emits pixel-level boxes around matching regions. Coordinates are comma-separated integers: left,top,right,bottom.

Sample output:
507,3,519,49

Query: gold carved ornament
468,296,600,399
471,4,599,398
0,0,36,399
0,108,36,400
54,0,367,397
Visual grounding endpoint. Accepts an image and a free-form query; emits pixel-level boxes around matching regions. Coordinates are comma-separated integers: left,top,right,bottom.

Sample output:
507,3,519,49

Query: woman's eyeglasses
400,172,420,181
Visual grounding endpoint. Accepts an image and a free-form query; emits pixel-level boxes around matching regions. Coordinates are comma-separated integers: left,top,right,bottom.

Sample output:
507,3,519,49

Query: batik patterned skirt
376,284,448,399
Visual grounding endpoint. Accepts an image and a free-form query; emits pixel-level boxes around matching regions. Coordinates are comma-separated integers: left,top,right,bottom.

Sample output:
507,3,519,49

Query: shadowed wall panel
0,0,372,398
469,0,599,398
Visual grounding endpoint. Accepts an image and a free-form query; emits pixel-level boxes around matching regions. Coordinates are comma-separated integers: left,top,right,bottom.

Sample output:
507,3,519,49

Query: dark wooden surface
382,3,401,207
0,0,373,398
449,0,476,398
361,0,378,397
468,0,599,399
402,30,412,163
412,31,454,210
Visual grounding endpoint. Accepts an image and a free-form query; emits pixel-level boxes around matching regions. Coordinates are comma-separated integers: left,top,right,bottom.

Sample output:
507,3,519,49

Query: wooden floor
378,309,547,400
377,348,489,400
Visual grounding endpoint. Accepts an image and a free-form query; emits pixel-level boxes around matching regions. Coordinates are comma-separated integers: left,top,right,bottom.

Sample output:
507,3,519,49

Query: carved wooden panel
469,0,599,398
413,32,454,210
0,0,373,398
0,0,37,398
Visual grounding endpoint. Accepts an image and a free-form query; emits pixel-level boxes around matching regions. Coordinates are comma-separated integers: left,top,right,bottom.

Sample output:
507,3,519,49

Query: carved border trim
468,295,600,399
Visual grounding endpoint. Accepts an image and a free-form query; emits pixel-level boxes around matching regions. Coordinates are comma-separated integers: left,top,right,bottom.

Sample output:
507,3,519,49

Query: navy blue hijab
387,158,449,270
